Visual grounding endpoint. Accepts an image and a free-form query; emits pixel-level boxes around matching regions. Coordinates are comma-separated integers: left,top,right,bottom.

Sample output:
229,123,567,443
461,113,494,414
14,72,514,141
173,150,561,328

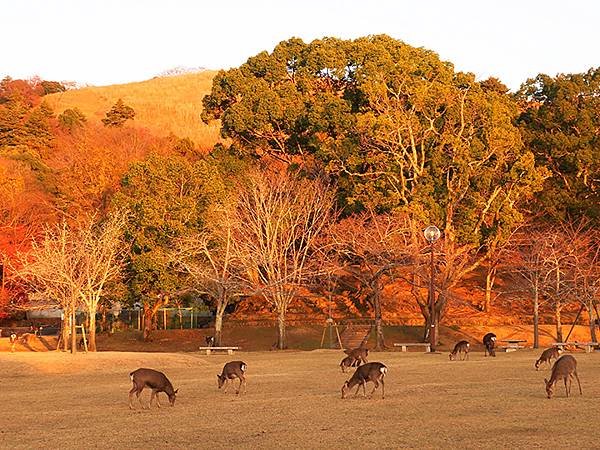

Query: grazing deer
205,336,215,347
535,347,562,370
129,368,178,409
482,333,497,357
341,362,387,399
344,347,369,365
340,355,362,372
544,355,582,399
449,340,470,361
217,361,247,394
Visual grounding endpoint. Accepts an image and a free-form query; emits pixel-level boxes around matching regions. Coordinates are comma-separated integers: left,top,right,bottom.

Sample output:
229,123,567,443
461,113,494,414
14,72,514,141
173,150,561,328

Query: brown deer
544,355,582,399
535,347,562,370
482,333,497,357
340,355,361,372
344,347,369,365
217,361,247,394
341,362,387,399
449,340,470,361
129,368,178,409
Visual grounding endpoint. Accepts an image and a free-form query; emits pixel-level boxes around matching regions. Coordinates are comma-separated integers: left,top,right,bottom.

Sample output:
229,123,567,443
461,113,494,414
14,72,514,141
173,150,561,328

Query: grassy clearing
44,72,222,149
0,349,598,449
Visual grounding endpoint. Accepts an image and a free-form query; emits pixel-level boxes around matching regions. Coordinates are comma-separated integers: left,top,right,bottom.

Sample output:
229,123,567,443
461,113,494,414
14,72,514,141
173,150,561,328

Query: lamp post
424,225,441,352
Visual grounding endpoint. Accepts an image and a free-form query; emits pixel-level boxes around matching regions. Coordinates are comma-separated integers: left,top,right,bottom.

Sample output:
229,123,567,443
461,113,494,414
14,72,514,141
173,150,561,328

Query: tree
202,36,548,340
12,214,126,352
102,99,135,127
114,154,226,340
13,222,82,352
233,171,335,349
77,212,128,351
170,204,244,346
511,228,552,348
516,68,600,222
58,108,86,132
329,211,410,349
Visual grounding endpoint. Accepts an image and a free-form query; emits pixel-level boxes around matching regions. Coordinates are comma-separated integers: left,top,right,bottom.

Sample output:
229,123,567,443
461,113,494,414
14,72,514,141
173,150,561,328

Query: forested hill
44,71,221,150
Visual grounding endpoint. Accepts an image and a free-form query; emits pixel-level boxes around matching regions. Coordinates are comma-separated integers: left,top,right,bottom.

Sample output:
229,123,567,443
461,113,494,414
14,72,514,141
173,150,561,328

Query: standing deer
129,368,178,409
449,340,470,361
217,361,247,394
535,347,562,370
341,362,387,399
482,333,497,357
544,355,582,399
344,347,369,365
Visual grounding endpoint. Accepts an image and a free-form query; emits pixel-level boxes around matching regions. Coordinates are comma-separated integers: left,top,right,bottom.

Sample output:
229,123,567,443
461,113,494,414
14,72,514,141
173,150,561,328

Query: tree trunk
61,313,69,352
533,288,539,349
555,299,563,343
373,283,385,350
588,300,597,343
276,309,287,350
70,306,77,354
484,264,496,313
88,308,97,352
214,311,223,347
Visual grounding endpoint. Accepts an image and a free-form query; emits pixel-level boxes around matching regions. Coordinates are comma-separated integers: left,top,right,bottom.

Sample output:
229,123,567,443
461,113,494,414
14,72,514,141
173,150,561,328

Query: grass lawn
0,349,597,449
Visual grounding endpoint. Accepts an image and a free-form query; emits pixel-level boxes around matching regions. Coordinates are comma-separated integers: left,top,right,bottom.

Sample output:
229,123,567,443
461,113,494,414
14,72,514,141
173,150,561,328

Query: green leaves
101,99,135,127
516,67,600,222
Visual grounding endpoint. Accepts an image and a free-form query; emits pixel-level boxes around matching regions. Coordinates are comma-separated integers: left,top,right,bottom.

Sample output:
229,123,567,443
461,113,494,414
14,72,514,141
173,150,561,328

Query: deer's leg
381,378,385,399
137,389,145,409
370,380,379,398
128,386,137,409
223,378,229,394
362,381,367,397
149,390,155,407
564,377,569,397
236,376,243,395
155,391,162,408
241,375,247,394
574,371,582,395
353,383,361,397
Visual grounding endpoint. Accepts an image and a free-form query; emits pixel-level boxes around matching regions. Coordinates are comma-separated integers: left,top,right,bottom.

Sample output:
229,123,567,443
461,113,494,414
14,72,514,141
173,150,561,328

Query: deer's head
168,389,178,406
544,378,554,399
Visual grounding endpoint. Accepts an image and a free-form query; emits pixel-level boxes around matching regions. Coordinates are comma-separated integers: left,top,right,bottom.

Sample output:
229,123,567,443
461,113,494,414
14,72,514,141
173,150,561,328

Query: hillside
44,71,222,150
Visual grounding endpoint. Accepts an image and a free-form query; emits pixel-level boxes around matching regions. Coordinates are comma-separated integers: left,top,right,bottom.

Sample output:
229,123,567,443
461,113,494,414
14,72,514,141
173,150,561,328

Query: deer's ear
544,378,548,385
174,389,179,394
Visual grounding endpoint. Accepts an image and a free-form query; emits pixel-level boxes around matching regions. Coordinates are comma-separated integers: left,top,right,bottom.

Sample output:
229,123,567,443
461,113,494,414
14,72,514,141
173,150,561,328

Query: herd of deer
127,332,584,409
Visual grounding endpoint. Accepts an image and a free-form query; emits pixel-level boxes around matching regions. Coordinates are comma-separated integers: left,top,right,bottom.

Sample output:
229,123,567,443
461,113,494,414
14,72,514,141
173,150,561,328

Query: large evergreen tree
516,68,600,222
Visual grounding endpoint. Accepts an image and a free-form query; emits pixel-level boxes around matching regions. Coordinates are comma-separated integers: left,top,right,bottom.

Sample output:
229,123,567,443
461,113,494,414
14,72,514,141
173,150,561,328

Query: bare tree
13,222,82,352
171,204,245,346
12,214,126,352
328,211,410,350
510,229,552,348
233,172,335,349
77,212,128,351
565,224,600,343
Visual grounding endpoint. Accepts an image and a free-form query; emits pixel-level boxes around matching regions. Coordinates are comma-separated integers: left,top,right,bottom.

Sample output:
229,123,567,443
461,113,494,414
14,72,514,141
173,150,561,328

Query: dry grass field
44,72,222,149
1,349,599,449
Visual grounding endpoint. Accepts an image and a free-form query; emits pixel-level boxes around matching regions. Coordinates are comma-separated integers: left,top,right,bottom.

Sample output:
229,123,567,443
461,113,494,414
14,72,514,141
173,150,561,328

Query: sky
2,0,599,91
